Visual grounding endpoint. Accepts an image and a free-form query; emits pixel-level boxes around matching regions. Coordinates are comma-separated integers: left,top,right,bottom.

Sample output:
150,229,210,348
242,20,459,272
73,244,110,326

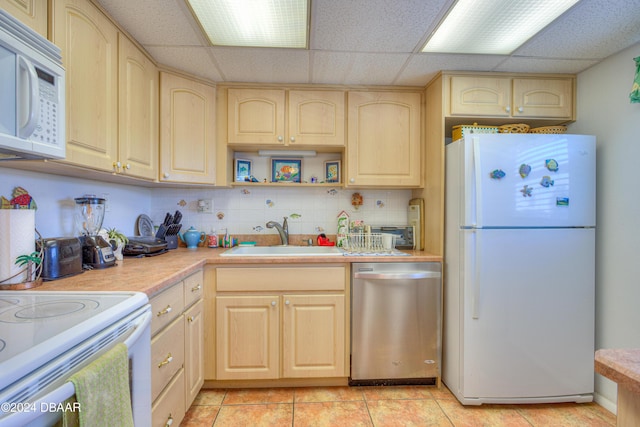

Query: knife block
165,235,178,250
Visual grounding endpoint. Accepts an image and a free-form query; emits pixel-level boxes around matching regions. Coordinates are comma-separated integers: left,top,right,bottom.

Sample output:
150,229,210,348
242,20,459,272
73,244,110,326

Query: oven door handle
354,271,441,280
1,310,152,426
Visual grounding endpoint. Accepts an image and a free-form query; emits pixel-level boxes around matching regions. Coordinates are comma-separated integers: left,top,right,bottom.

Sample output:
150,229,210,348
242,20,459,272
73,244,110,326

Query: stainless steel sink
220,245,345,257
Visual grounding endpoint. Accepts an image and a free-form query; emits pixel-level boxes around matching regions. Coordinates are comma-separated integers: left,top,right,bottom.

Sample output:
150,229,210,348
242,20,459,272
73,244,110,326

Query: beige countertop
32,247,442,298
595,349,640,394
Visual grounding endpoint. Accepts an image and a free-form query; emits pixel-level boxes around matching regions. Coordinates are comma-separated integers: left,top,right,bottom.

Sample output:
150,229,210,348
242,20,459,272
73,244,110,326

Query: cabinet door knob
290,136,295,143
518,106,524,113
277,135,283,142
505,106,511,113
163,172,170,179
191,284,201,292
125,163,131,170
165,414,174,426
187,316,195,323
271,301,277,306
349,178,355,183
285,300,290,305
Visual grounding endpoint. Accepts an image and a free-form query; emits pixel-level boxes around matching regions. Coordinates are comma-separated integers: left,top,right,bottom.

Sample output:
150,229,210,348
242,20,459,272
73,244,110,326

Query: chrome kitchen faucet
266,217,289,245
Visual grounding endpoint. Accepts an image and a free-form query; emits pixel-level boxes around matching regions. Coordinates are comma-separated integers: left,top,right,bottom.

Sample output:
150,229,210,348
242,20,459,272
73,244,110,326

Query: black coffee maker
75,196,115,268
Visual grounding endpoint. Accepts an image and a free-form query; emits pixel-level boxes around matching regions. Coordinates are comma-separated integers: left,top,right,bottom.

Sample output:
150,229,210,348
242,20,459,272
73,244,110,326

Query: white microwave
0,10,65,160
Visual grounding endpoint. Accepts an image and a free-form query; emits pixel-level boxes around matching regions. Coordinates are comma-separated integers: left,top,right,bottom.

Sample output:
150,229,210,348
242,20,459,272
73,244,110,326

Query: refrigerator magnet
519,164,531,178
520,185,533,197
540,176,554,187
490,169,506,179
545,159,559,172
556,197,569,206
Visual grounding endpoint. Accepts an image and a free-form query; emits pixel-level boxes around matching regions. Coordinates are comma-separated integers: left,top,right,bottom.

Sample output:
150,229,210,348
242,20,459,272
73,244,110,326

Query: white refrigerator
444,133,596,405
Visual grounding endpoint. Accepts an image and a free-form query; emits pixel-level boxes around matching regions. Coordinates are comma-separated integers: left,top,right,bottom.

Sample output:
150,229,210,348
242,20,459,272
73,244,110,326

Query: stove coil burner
0,299,100,323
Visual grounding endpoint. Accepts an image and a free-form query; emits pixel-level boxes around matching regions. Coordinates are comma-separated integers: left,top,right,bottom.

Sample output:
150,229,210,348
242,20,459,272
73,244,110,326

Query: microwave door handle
17,55,40,138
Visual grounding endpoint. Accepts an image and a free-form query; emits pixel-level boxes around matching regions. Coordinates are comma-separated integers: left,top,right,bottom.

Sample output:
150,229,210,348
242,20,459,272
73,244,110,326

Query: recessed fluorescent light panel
422,0,580,55
186,0,309,49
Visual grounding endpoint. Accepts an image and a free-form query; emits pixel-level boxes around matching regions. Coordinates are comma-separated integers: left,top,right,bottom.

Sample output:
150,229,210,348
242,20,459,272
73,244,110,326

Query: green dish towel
630,56,640,103
63,343,134,427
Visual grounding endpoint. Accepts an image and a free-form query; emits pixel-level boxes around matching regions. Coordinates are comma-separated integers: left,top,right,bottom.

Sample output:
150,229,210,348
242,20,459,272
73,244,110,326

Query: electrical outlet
197,199,213,213
102,193,110,212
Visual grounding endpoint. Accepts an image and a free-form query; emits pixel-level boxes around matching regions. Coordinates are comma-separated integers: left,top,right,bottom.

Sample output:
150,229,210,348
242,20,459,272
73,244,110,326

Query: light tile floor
180,385,616,426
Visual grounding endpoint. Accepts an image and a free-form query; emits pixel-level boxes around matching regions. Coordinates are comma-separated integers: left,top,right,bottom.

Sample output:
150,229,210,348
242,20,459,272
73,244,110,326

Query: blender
74,196,115,268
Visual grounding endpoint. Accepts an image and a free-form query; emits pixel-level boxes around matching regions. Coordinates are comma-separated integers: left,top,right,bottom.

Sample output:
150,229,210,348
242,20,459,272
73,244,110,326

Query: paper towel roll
0,210,36,284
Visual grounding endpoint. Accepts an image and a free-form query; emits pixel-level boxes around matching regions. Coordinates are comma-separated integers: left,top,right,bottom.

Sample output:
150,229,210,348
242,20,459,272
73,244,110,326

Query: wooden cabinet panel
151,368,185,427
347,91,421,187
282,294,345,378
151,316,185,402
184,270,204,308
512,78,573,119
216,266,346,292
0,0,47,37
184,299,204,407
118,33,158,180
288,90,345,146
53,0,118,171
228,88,285,145
449,76,511,117
216,295,279,380
150,281,184,335
160,72,216,184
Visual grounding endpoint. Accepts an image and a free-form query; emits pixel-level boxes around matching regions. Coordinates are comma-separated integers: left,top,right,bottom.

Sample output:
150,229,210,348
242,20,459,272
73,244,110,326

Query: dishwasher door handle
354,271,441,280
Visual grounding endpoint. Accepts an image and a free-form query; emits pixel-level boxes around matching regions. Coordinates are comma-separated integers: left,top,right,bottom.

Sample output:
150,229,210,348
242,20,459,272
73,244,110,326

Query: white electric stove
0,291,152,426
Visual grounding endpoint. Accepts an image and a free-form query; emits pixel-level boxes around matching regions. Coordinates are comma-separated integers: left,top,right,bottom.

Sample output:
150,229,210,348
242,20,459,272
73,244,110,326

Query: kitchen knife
173,210,182,224
163,212,173,226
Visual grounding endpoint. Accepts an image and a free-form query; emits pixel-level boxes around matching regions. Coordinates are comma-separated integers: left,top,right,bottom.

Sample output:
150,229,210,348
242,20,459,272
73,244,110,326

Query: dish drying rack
343,232,406,256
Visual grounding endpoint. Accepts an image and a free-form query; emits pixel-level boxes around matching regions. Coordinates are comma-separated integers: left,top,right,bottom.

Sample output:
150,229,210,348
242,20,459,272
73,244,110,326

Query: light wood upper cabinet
347,91,421,187
159,71,216,184
448,75,574,119
449,76,511,117
0,0,48,38
287,90,345,146
227,88,345,147
227,88,285,145
118,33,158,180
52,0,119,171
512,78,573,119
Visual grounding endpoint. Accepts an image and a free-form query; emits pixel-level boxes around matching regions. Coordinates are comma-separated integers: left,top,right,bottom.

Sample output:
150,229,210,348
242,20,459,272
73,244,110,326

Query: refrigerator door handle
471,229,481,319
472,137,483,228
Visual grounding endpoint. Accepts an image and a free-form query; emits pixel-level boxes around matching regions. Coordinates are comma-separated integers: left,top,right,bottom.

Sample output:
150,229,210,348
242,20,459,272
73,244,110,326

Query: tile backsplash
0,167,412,239
150,186,412,237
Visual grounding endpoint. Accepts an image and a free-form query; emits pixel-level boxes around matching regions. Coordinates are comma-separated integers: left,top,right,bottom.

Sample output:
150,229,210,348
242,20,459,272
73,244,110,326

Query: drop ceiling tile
311,51,411,85
310,0,452,52
146,46,223,82
514,0,640,59
96,0,203,45
494,57,600,74
396,54,509,86
211,48,310,83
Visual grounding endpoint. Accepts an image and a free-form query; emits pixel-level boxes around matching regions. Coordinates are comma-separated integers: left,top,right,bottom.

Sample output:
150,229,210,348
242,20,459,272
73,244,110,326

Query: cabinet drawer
151,368,185,427
183,270,204,308
217,266,346,292
150,282,185,335
151,316,185,402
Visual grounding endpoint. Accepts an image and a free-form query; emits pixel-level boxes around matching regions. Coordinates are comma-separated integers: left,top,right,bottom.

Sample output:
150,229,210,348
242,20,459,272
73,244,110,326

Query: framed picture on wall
235,159,252,182
324,160,341,183
271,158,302,183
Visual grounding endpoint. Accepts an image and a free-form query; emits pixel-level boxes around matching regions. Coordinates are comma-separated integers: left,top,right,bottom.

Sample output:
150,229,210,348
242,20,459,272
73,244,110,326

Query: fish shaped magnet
540,176,554,187
545,159,559,172
490,169,506,179
520,185,533,197
519,164,531,178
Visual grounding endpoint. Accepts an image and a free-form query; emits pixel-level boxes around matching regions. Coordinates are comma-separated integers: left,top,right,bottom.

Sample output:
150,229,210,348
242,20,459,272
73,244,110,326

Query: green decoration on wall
630,56,640,103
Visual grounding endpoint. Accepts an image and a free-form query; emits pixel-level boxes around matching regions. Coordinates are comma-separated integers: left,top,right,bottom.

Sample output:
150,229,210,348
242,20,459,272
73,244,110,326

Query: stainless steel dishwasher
350,262,442,386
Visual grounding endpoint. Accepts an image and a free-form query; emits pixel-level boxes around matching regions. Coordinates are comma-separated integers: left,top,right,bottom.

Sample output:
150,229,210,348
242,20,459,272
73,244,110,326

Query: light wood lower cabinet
149,270,203,424
213,265,348,382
